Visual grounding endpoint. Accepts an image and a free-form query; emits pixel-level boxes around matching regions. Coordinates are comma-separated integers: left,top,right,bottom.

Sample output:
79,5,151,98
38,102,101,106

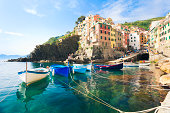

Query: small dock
107,53,139,63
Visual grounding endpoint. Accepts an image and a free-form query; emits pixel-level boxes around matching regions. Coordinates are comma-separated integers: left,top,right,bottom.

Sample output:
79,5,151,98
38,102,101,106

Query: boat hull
139,63,150,66
50,64,72,77
86,64,92,71
19,72,48,85
73,64,87,73
73,68,87,73
94,63,123,70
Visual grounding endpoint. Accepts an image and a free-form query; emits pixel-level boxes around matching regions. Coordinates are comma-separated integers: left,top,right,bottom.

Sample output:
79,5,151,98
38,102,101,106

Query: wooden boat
73,64,87,73
139,63,150,66
18,68,49,85
50,64,72,77
16,76,49,102
94,63,123,70
123,62,139,67
86,64,92,71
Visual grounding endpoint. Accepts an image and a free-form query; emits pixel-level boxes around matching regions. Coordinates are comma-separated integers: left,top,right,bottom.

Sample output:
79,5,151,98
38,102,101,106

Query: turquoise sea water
0,62,168,113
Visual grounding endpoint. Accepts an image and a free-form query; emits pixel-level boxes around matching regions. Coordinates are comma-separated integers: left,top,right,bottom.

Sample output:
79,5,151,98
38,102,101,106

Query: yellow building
110,28,116,48
110,28,123,49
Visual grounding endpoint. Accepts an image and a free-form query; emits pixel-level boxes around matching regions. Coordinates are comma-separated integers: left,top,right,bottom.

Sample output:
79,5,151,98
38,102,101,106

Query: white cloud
24,8,45,17
54,0,62,10
68,0,78,8
97,0,170,23
4,32,24,37
25,8,37,15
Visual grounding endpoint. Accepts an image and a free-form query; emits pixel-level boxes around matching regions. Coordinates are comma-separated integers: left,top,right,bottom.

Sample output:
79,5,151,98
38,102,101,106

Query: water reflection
14,65,169,113
16,76,49,102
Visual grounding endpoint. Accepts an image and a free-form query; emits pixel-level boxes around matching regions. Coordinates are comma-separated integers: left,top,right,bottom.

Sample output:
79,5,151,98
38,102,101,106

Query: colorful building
129,32,140,50
149,12,170,50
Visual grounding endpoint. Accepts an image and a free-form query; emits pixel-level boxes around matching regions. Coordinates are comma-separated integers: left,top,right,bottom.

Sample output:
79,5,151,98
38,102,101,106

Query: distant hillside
0,54,23,60
122,16,165,30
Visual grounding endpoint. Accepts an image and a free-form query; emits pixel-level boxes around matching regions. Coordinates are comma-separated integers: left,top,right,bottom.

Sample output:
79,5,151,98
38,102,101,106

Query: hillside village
70,12,170,61
9,12,170,63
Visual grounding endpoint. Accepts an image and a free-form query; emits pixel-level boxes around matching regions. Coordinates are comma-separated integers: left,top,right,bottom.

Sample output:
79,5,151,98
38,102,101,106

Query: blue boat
94,63,123,70
73,64,87,73
50,64,72,77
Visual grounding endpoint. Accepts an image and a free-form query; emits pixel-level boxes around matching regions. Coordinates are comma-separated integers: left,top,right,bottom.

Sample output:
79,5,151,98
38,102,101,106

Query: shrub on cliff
29,35,80,61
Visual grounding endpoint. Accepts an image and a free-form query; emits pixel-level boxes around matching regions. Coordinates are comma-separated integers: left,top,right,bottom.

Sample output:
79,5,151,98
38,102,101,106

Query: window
131,40,133,42
134,40,136,42
131,37,132,39
166,37,167,40
105,42,107,46
100,30,102,33
108,26,110,29
100,24,102,28
120,34,121,36
105,31,106,34
105,37,106,40
120,38,121,40
105,25,106,29
102,42,104,46
134,44,135,46
134,37,136,38
109,37,110,40
101,36,102,39
108,32,110,35
111,39,114,41
118,37,119,40
165,31,166,34
115,39,116,41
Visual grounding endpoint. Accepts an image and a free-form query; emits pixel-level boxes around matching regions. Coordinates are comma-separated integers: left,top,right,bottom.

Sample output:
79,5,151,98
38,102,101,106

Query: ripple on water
0,62,169,113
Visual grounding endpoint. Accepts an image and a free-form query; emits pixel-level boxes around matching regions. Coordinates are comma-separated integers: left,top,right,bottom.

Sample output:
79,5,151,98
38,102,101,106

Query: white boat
86,64,92,71
73,64,87,73
123,62,139,67
139,63,150,66
18,68,49,85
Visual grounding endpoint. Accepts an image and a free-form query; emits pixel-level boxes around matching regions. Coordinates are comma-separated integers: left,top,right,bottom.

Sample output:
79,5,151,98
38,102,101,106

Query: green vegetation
122,17,165,30
29,35,80,61
75,16,86,25
44,36,62,45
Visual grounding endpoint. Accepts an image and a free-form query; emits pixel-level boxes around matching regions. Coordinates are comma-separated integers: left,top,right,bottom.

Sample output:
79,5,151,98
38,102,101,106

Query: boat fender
52,69,55,76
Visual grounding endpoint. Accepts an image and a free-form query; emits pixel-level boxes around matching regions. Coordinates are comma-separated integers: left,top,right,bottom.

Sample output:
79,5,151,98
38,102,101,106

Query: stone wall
157,43,170,57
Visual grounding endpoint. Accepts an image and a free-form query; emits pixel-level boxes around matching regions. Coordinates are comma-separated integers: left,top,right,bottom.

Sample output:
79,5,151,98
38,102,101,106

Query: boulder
160,62,170,73
160,73,170,85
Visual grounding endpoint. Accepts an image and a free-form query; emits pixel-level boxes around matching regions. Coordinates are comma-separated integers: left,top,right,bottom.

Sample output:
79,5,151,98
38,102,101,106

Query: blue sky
0,0,169,55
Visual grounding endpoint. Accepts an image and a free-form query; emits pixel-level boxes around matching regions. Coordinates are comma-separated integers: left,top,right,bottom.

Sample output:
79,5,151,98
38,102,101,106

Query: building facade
129,32,140,50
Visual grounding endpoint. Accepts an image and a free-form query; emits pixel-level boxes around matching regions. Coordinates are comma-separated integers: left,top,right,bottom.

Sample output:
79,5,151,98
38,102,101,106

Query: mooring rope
69,73,123,112
58,74,170,113
0,79,20,103
57,76,124,113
